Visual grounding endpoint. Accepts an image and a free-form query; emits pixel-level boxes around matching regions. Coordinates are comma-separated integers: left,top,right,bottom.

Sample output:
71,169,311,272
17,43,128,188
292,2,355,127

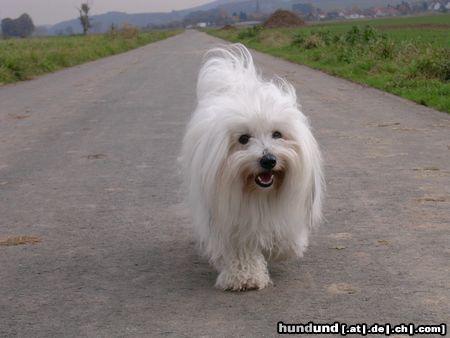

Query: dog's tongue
258,171,273,184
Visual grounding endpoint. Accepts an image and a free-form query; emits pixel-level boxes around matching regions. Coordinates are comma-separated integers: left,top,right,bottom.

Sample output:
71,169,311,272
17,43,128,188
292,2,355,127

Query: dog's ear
304,135,324,229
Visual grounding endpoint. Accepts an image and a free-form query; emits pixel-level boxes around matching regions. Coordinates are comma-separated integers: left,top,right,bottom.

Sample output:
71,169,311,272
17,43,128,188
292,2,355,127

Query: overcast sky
0,0,213,25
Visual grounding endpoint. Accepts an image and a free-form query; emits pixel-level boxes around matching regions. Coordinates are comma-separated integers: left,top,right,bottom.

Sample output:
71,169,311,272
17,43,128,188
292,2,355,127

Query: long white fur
180,44,324,291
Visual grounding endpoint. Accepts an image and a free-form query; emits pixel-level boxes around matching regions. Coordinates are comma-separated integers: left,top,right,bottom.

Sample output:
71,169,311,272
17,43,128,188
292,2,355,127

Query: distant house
348,13,365,19
371,7,400,17
428,0,448,10
433,2,442,10
196,22,207,28
338,10,365,19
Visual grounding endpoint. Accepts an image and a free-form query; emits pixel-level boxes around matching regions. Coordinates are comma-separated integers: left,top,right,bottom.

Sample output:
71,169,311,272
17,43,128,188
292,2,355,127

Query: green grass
0,30,179,85
209,14,450,113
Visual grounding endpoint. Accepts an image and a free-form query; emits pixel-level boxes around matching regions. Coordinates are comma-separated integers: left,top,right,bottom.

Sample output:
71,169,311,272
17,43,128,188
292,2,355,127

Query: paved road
1,30,449,337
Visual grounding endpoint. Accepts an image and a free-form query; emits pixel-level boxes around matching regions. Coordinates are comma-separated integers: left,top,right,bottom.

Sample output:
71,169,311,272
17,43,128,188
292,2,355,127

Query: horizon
0,0,213,25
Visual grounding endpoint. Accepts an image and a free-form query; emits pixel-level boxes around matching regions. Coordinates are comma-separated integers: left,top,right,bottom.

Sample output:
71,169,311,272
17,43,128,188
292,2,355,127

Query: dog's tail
197,43,258,101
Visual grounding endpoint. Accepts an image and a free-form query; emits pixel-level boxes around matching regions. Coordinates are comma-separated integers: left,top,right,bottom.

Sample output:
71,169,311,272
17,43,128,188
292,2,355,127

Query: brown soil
263,10,305,28
0,236,41,246
221,25,236,30
9,114,31,120
84,154,107,160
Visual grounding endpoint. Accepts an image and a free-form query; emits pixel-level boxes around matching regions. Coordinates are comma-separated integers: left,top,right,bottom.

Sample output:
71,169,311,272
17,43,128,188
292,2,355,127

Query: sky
0,0,213,25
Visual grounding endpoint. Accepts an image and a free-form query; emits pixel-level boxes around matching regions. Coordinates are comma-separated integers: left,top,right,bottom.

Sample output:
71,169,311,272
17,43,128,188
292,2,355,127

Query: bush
344,26,361,45
292,26,385,51
336,45,360,63
292,30,334,49
345,25,385,45
303,34,325,49
237,25,263,39
316,30,333,46
414,50,450,81
371,39,396,59
291,33,305,47
120,24,139,39
107,23,139,39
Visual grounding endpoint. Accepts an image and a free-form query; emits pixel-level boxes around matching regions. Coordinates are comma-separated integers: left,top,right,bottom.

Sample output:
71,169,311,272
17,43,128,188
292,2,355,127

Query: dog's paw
215,270,272,291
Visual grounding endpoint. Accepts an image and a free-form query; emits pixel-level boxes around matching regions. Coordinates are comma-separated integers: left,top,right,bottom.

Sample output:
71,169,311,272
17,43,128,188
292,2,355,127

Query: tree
78,2,91,35
1,13,34,37
1,18,14,36
239,11,248,21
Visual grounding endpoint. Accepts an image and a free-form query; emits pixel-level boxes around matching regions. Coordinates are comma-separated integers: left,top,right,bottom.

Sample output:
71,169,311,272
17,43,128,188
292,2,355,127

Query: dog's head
181,44,323,227
224,105,303,194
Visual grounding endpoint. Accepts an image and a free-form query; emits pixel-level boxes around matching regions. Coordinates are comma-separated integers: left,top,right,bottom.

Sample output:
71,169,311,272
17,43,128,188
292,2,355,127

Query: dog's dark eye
238,134,250,145
272,131,282,139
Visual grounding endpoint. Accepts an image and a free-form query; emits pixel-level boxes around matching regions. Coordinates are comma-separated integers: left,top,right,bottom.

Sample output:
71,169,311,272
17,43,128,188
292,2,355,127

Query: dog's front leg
214,250,272,291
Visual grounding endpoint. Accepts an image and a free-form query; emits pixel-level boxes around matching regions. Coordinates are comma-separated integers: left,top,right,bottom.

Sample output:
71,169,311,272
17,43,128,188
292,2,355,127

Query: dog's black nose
260,154,277,169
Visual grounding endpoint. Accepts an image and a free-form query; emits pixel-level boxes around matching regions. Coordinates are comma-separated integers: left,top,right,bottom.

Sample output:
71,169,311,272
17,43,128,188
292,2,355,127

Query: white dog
180,44,324,291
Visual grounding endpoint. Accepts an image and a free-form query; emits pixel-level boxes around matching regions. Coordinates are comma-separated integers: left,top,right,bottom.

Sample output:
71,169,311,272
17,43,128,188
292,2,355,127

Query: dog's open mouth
255,171,274,188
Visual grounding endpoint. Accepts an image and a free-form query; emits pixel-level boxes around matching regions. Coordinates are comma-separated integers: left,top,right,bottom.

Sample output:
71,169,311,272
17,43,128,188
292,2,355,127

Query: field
209,14,450,113
0,30,179,85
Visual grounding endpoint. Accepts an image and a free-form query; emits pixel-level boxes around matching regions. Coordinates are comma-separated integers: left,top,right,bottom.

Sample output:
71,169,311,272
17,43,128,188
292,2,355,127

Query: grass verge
208,15,450,113
0,30,179,85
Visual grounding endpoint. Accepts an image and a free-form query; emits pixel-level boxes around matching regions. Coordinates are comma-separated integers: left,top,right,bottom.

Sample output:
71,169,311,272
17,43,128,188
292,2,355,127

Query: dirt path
0,30,448,337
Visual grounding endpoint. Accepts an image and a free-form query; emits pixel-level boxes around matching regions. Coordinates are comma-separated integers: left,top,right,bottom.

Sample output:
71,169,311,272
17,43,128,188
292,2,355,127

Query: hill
49,0,419,34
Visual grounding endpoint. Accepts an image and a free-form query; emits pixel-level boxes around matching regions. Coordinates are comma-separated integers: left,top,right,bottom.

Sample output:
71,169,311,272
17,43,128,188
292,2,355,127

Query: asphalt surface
0,30,449,337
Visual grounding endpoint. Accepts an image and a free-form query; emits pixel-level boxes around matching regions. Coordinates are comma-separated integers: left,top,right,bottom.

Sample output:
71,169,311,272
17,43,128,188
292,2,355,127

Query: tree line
1,14,35,37
1,2,91,38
